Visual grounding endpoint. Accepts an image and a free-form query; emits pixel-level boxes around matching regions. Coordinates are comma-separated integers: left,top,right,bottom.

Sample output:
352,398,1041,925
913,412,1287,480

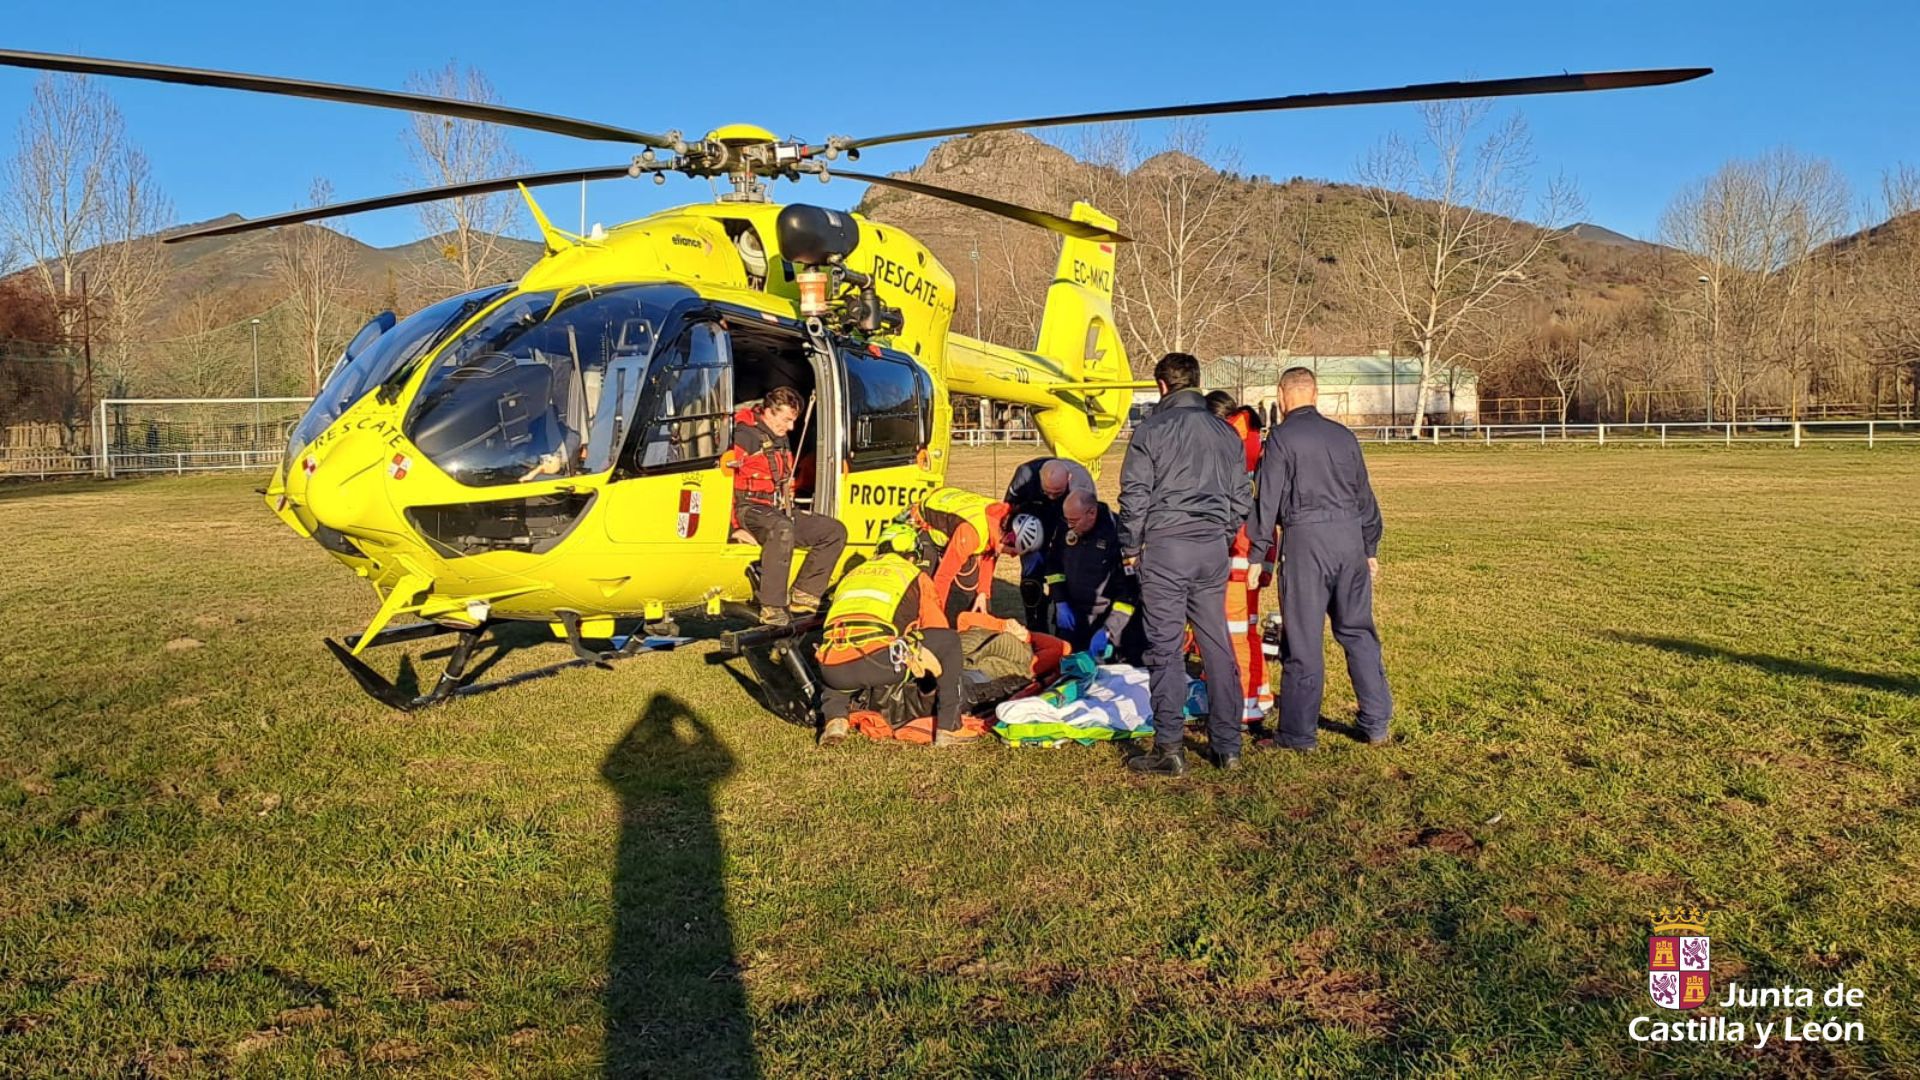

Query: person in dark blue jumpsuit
1042,490,1144,663
1245,366,1393,749
1117,353,1254,776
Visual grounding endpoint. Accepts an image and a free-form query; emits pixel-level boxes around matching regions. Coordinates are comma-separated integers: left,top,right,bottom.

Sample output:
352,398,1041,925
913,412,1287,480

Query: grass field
2,446,1917,1078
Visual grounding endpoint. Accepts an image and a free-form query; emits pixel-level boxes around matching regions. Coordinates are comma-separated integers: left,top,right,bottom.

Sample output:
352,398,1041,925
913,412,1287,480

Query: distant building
1202,354,1478,427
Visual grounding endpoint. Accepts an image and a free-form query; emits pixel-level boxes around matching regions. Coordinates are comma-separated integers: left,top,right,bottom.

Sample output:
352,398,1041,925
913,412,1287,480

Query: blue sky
3,1,1912,249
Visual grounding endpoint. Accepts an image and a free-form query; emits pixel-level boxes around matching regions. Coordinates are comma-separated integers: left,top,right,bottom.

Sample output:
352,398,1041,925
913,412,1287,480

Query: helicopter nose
304,428,410,542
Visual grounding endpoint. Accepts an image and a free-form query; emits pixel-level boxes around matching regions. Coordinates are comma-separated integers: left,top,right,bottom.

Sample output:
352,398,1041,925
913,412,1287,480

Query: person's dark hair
1204,390,1237,418
761,385,804,415
1153,352,1201,392
1233,404,1264,432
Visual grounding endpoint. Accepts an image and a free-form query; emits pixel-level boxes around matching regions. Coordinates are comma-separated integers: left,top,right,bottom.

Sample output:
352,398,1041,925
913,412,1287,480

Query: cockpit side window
624,322,732,476
842,346,932,471
405,285,669,487
284,284,507,473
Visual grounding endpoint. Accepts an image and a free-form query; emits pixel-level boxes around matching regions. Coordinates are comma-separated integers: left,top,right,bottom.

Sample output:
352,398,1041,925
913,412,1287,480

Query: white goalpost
93,397,314,478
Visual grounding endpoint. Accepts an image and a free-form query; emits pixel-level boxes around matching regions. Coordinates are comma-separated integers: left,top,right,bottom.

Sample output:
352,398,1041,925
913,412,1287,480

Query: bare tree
978,220,1050,345
1249,187,1323,363
86,148,172,395
3,74,175,400
1532,319,1593,431
1351,101,1581,436
1658,149,1851,422
403,64,529,294
273,179,363,393
1075,122,1258,369
1858,165,1920,413
2,75,120,341
157,288,246,398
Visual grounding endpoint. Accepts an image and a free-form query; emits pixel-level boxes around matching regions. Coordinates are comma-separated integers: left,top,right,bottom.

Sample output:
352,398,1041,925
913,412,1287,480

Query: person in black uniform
1042,490,1143,663
1004,456,1097,631
1245,366,1393,750
1117,353,1253,776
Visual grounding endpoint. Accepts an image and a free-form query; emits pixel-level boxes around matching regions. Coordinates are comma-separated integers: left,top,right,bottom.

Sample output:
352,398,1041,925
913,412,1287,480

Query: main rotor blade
832,170,1128,243
0,48,670,146
842,68,1712,150
162,165,635,244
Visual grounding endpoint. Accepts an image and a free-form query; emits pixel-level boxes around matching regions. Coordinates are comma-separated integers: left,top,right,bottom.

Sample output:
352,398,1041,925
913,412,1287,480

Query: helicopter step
715,605,824,729
327,619,693,711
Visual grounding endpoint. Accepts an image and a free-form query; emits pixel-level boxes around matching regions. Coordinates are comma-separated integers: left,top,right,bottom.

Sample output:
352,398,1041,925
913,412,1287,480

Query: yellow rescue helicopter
0,49,1708,709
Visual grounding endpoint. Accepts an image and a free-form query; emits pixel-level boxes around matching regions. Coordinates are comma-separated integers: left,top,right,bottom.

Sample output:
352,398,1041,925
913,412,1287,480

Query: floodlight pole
1697,275,1716,424
250,318,262,439
79,270,94,426
969,243,981,338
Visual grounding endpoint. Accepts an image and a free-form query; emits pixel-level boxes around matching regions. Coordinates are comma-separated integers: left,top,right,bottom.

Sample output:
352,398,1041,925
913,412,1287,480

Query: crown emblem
1649,907,1708,934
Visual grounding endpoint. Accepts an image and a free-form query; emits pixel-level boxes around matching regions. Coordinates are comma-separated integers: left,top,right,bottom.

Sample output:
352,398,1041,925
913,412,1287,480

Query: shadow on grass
1609,631,1918,697
600,693,757,1078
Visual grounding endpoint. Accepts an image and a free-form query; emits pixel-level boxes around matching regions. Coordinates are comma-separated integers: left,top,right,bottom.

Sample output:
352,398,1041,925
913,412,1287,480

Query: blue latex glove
1088,628,1112,662
1053,601,1078,634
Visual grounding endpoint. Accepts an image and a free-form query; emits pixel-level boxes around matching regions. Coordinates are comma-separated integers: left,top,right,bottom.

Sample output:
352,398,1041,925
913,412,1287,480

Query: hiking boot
818,716,849,747
1206,749,1242,771
1126,745,1187,777
759,605,791,627
788,590,822,615
932,726,985,748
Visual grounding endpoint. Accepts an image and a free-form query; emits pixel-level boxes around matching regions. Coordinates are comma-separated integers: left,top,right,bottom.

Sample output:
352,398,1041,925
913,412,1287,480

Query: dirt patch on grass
229,1028,284,1057
1014,963,1081,998
390,966,444,1001
274,1004,332,1028
126,1044,193,1078
1501,905,1540,927
1085,1058,1201,1080
367,1038,424,1063
1086,947,1396,1037
163,637,204,653
1240,966,1396,1035
1416,827,1481,858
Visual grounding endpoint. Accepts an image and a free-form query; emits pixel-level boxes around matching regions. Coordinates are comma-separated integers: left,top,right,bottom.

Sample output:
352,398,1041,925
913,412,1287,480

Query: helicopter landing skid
325,620,692,711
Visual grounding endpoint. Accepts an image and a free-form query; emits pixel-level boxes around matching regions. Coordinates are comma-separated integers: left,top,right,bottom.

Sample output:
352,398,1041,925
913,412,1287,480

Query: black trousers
739,504,847,607
1138,533,1242,754
818,628,963,730
1275,523,1393,748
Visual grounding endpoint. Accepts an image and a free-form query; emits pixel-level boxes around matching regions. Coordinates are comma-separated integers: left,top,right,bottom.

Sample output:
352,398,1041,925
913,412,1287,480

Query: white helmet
1007,513,1045,556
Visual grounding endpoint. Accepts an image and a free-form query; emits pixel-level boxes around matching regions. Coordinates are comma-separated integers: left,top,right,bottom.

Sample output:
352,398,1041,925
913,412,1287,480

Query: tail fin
1032,203,1132,466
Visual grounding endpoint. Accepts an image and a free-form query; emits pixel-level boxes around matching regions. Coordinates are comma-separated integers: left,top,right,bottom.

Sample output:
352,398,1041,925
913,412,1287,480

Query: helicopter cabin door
600,318,733,552
836,343,940,547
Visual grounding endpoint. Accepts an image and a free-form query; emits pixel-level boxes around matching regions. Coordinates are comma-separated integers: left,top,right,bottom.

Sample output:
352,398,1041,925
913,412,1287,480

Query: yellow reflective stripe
1112,602,1136,615
837,588,899,604
824,555,920,630
922,487,992,546
1044,574,1066,585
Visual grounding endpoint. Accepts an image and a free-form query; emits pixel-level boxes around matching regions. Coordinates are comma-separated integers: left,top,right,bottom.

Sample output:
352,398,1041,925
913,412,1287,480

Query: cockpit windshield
404,284,671,487
284,284,509,473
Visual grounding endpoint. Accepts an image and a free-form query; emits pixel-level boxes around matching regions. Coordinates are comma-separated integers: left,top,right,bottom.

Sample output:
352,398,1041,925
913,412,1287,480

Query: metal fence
0,397,311,480
8,409,1919,484
1357,419,1920,446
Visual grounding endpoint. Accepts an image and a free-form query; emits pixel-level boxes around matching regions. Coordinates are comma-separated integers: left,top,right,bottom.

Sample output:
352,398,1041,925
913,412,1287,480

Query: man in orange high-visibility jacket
723,386,847,626
907,487,1044,624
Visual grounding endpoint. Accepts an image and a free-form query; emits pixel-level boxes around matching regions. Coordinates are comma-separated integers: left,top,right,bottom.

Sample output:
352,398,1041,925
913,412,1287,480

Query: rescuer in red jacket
723,386,847,626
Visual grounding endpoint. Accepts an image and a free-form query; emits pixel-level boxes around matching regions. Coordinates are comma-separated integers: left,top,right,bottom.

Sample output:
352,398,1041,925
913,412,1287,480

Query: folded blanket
993,664,1155,746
